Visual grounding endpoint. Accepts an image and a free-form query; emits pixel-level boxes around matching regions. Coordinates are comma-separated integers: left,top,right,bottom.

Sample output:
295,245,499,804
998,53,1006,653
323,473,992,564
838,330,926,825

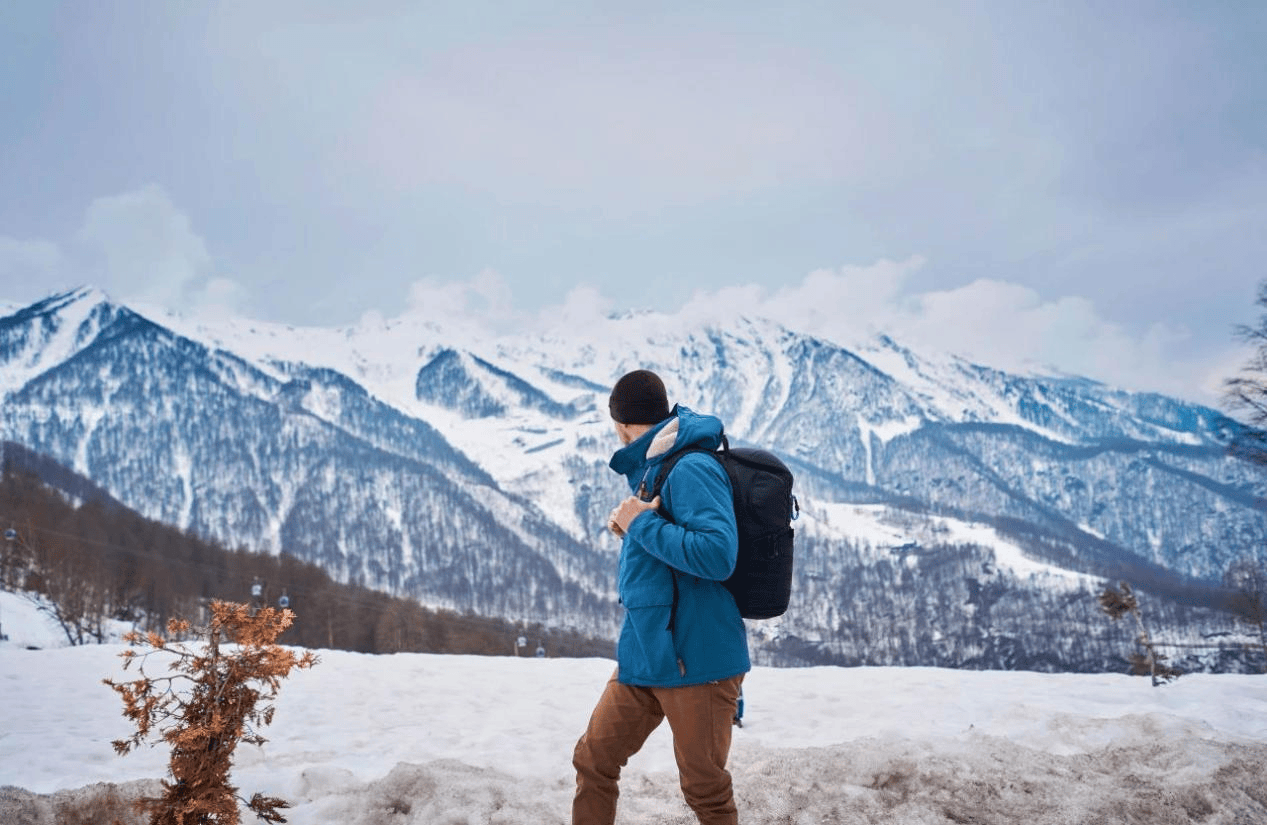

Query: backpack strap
643,435,728,502
640,436,728,632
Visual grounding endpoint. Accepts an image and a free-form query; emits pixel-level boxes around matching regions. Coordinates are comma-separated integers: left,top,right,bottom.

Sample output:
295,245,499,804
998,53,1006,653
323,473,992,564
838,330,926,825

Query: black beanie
609,370,671,425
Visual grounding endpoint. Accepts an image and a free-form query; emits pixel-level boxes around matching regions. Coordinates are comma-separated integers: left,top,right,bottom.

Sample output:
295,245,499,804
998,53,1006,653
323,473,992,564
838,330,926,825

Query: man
573,369,750,825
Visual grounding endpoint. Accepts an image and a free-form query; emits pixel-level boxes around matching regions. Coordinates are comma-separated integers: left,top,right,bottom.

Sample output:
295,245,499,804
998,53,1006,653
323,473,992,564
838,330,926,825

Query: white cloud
8,172,1233,405
76,184,213,309
1198,342,1257,410
544,285,615,337
406,277,476,319
190,277,250,321
0,187,250,321
511,257,1228,403
763,258,922,338
737,264,1216,400
404,268,521,335
901,279,1182,379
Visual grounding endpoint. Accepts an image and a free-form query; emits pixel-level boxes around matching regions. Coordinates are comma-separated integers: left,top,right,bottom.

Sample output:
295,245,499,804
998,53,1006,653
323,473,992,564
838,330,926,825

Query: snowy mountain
2,287,1263,671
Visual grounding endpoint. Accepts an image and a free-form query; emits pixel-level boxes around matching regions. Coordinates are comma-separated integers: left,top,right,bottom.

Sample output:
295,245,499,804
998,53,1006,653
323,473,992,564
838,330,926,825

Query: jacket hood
609,404,724,478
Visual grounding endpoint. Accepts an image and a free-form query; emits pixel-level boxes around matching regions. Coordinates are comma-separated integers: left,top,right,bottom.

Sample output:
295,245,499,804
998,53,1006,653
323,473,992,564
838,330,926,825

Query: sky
3,591,1266,824
1,2,1265,403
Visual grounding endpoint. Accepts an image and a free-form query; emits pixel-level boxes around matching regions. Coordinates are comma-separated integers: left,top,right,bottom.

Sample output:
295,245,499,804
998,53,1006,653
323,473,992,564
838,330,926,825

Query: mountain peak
2,286,117,322
0,287,132,395
64,284,112,305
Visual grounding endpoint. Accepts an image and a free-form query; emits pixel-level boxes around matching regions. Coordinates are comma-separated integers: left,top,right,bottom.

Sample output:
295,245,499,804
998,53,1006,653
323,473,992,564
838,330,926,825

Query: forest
765,531,1265,674
0,462,613,659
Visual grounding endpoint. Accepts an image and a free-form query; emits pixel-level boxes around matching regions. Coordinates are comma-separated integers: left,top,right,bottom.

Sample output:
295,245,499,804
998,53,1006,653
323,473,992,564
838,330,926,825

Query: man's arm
623,455,737,581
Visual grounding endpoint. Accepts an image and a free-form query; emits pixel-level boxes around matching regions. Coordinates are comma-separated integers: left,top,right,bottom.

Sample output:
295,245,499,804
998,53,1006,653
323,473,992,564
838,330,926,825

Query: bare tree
1098,582,1182,686
1225,281,1267,464
1224,556,1267,672
5,523,106,645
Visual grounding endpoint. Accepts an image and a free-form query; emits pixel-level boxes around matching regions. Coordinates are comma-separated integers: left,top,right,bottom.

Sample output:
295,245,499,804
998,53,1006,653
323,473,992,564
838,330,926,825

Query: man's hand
608,495,661,537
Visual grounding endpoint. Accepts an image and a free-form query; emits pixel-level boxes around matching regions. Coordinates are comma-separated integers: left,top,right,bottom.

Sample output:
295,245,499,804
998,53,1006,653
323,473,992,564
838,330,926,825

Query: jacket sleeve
625,453,737,581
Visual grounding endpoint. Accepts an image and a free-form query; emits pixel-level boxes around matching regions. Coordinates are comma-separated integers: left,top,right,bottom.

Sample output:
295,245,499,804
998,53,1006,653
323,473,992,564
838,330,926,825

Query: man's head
609,369,670,444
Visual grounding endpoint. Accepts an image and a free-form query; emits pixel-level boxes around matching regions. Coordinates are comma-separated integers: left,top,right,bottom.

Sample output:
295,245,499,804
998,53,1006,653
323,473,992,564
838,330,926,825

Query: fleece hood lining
646,418,679,460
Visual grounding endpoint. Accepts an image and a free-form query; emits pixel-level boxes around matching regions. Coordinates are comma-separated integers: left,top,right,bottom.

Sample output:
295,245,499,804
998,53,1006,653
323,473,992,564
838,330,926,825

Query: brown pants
572,671,744,825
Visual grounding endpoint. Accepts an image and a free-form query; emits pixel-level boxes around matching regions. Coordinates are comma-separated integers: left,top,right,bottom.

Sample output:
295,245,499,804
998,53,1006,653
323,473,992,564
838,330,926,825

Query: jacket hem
617,663,750,689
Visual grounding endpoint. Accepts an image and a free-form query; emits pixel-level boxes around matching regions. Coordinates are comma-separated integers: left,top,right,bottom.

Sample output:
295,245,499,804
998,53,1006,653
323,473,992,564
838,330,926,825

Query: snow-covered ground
2,591,1266,824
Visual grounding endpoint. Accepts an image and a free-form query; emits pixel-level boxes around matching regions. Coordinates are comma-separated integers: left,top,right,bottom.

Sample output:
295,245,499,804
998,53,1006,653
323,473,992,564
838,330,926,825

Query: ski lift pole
2,526,14,586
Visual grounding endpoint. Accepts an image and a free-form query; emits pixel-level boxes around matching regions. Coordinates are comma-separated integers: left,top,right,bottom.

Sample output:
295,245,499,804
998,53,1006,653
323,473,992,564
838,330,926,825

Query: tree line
0,464,612,658
766,526,1267,674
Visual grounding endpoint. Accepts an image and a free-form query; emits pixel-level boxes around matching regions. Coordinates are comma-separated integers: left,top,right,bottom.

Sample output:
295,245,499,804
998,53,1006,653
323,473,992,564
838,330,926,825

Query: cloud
190,277,250,321
546,285,615,338
0,186,248,319
729,263,1210,399
76,184,214,308
902,279,1195,388
491,257,1226,403
404,268,520,335
4,179,1234,405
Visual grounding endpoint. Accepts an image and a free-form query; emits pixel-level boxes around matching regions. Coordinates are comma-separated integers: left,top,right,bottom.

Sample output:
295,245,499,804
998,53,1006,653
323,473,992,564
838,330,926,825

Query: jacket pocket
619,584,678,680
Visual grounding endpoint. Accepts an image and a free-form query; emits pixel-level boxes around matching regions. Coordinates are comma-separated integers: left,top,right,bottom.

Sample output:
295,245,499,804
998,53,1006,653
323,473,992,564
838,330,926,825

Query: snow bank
2,639,1265,824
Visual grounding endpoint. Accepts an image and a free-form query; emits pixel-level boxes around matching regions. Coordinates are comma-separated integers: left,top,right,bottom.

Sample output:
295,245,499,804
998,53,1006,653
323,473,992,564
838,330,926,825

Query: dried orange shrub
104,601,318,824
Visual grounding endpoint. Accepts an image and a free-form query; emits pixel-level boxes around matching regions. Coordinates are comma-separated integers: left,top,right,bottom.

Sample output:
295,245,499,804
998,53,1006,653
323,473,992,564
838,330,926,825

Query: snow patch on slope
805,502,1092,586
1,288,111,395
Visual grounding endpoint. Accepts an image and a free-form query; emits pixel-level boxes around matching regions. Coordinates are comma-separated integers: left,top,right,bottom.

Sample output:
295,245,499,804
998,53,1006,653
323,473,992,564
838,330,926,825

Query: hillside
2,287,1263,671
0,453,611,658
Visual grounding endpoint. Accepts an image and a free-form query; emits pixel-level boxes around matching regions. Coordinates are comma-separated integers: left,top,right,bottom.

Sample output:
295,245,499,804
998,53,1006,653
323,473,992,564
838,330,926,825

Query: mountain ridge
2,287,1261,671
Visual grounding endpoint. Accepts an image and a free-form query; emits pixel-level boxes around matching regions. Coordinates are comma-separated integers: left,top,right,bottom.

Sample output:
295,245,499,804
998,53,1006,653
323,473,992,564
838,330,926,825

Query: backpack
647,435,798,620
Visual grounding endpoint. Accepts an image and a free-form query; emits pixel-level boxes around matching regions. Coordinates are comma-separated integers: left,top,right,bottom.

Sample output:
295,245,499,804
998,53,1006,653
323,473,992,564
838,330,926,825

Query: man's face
613,419,634,446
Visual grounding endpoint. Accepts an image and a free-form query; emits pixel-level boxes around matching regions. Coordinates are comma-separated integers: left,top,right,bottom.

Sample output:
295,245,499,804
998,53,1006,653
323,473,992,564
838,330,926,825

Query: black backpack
647,435,798,620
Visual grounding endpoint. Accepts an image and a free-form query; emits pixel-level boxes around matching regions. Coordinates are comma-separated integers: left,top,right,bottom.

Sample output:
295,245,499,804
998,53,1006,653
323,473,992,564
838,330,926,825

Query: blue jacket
610,405,751,687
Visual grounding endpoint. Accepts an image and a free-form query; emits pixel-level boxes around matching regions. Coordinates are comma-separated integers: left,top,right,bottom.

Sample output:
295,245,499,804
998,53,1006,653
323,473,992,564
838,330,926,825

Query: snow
0,590,71,646
802,503,1092,586
928,515,1094,585
0,287,103,396
855,415,924,486
858,336,1079,444
2,594,1266,824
